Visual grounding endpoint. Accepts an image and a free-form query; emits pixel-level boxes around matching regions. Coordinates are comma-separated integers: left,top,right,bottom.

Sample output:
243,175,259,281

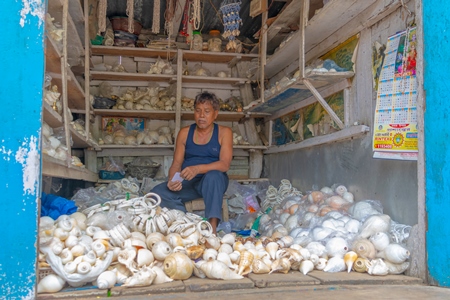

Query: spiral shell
163,252,194,280
265,242,279,260
137,249,155,267
37,274,66,294
352,239,376,259
63,261,77,274
378,243,410,264
252,259,271,274
315,258,328,271
270,257,291,274
152,265,174,284
166,233,184,249
300,260,314,275
344,251,358,273
238,250,254,275
203,248,218,261
369,231,390,251
353,257,369,273
146,232,166,250
221,233,236,245
77,261,92,274
186,245,205,260
96,270,117,289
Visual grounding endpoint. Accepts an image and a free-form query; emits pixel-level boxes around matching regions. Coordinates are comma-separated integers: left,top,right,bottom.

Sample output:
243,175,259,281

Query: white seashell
334,185,347,196
130,231,146,242
377,243,410,264
53,227,70,241
309,254,319,266
60,248,73,264
218,243,233,254
270,257,291,274
69,226,82,237
118,248,138,273
366,258,389,276
217,252,236,270
229,250,241,264
166,233,184,249
278,236,294,248
63,261,78,274
205,235,221,250
252,259,271,274
306,242,327,257
137,249,154,267
312,226,334,241
57,216,74,231
238,251,254,275
266,242,279,260
146,232,166,250
123,266,156,287
96,270,117,289
37,274,66,294
348,201,382,221
384,260,410,275
65,235,79,249
300,260,314,275
93,230,111,241
315,258,328,270
77,261,92,274
86,226,102,237
198,260,244,280
299,248,311,260
221,233,236,245
358,214,391,239
71,244,86,257
152,241,173,261
92,240,106,257
326,237,349,258
345,219,361,233
83,250,97,265
279,212,291,225
70,212,87,231
244,241,256,250
352,239,376,259
369,231,391,251
342,192,354,203
203,248,218,261
78,235,93,251
113,266,131,284
50,238,64,255
323,256,346,273
290,244,303,252
152,265,174,284
164,252,194,280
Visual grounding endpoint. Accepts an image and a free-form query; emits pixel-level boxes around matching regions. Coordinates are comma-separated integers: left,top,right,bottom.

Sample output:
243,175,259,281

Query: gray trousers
151,170,229,221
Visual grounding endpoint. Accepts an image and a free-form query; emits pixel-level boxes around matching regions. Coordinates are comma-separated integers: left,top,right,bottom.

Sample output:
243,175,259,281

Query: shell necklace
194,126,213,144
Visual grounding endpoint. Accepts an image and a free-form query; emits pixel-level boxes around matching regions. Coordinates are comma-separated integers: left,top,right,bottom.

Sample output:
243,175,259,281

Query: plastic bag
100,156,126,175
192,63,211,77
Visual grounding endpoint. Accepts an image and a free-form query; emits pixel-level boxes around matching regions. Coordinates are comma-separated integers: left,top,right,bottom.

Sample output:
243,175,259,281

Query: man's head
194,91,220,111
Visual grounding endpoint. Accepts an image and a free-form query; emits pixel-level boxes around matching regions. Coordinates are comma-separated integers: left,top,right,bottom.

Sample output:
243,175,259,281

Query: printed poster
372,27,418,160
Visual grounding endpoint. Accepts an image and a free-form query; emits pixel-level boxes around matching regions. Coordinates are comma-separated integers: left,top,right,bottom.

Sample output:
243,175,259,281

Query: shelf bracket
303,78,345,130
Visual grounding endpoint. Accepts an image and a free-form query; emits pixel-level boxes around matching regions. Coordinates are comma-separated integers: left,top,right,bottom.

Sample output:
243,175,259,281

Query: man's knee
203,170,227,182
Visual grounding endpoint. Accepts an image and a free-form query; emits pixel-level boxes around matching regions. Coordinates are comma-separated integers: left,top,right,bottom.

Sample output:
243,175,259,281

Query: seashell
319,206,333,217
218,243,233,254
173,246,188,255
323,256,346,273
63,261,77,274
70,212,87,231
60,248,73,264
229,250,241,264
312,226,334,241
252,259,271,274
92,240,106,257
238,251,254,275
137,249,154,267
348,201,382,221
334,185,347,196
184,229,201,246
270,257,291,274
289,204,299,215
130,231,146,242
96,270,117,289
186,245,205,260
353,257,369,273
131,238,148,250
289,244,302,251
273,225,289,237
342,192,354,203
254,240,264,251
50,238,64,255
198,260,244,280
352,239,376,259
166,233,184,249
293,236,312,247
37,274,66,294
244,241,256,250
326,195,350,209
53,227,70,241
71,244,86,257
309,254,319,266
271,231,285,240
152,265,174,284
265,242,279,260
114,265,132,283
284,215,299,234
377,243,410,264
315,258,328,271
221,233,236,245
152,241,173,261
279,212,291,225
205,235,221,250
123,266,156,287
369,231,390,251
85,226,102,237
217,252,237,270
322,218,345,231
308,191,325,204
326,237,349,258
118,248,138,273
299,248,311,260
299,259,314,275
93,230,110,241
146,232,166,250
233,241,246,252
358,214,391,239
77,261,92,274
384,260,410,275
164,252,194,280
366,258,389,276
78,235,93,250
306,242,327,257
203,248,218,261
344,251,358,273
320,186,334,195
344,219,361,233
57,216,74,232
83,250,97,265
69,226,82,237
275,249,289,260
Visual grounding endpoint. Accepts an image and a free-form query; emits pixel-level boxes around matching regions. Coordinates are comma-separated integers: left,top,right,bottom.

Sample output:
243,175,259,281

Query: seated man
151,91,233,234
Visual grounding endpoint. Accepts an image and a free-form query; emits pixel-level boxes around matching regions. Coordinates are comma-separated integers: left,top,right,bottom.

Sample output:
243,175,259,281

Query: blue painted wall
423,0,450,287
0,1,45,298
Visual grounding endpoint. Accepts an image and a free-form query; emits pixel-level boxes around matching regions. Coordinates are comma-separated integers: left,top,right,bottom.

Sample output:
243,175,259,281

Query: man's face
194,101,218,129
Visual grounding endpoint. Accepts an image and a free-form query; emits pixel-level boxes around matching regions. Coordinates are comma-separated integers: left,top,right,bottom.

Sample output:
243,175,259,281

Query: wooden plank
42,154,98,182
45,36,62,74
91,46,177,59
260,11,268,103
43,102,63,128
180,111,269,122
90,71,176,82
68,0,85,42
299,0,309,78
70,127,91,148
264,125,369,154
67,67,85,109
95,147,175,157
182,50,258,63
182,75,248,85
93,109,176,120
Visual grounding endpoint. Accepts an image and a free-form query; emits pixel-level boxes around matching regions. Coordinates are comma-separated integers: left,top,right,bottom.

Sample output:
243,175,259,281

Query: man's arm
167,127,188,191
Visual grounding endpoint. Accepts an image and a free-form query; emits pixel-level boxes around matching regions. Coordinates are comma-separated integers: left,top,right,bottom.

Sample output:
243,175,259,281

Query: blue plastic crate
99,170,124,180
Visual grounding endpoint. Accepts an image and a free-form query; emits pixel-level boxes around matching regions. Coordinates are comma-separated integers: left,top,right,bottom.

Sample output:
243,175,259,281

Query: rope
97,0,107,34
152,0,161,34
191,0,201,30
126,0,135,34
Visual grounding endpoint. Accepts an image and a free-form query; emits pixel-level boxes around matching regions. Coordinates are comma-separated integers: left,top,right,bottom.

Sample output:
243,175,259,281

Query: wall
265,5,418,226
0,0,45,298
422,0,450,287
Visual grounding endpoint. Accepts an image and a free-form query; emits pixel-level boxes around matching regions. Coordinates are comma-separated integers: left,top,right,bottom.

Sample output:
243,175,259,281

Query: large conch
123,266,156,287
163,252,194,280
358,214,391,239
197,260,244,280
151,265,174,284
37,274,66,293
377,243,410,264
366,258,389,276
95,270,117,289
352,239,376,259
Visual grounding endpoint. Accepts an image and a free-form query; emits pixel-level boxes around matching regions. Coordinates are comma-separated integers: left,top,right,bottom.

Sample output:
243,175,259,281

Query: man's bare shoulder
218,125,232,134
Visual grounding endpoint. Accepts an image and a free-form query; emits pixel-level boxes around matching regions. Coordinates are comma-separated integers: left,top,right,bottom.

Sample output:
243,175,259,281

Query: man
151,91,233,234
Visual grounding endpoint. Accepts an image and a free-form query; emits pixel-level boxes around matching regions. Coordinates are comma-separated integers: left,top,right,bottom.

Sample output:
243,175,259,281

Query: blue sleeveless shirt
182,123,221,176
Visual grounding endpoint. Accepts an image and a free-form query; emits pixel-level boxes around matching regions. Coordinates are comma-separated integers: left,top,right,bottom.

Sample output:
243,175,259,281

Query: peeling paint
15,136,40,196
19,0,45,28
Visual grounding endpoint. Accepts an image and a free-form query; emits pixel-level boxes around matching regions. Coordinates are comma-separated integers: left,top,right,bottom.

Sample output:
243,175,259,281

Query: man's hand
167,180,182,191
180,166,199,181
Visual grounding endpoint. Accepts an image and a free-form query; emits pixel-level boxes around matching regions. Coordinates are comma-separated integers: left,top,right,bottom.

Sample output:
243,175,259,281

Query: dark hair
194,91,219,111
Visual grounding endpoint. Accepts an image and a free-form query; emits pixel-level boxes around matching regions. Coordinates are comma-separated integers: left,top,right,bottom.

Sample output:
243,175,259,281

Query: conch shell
353,257,369,273
37,274,66,294
218,243,233,254
358,214,391,239
344,251,358,273
300,260,314,275
203,248,218,261
146,232,166,250
369,231,391,251
366,258,389,276
152,241,173,261
95,270,117,289
384,260,410,275
252,259,271,274
315,258,327,271
152,265,174,284
221,233,236,245
163,252,194,280
186,245,205,260
137,248,154,267
265,242,279,260
323,256,346,273
377,243,410,264
238,251,254,275
352,239,376,259
270,257,291,274
198,260,244,280
123,266,156,287
325,237,349,258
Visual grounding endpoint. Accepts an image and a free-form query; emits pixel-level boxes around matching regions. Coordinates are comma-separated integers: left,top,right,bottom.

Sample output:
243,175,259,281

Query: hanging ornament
126,0,135,34
152,0,161,34
191,0,201,30
97,0,107,34
220,0,242,50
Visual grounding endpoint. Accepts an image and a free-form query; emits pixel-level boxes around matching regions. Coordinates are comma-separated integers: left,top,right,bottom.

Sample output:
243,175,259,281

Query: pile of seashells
100,126,173,146
37,180,412,294
107,85,176,112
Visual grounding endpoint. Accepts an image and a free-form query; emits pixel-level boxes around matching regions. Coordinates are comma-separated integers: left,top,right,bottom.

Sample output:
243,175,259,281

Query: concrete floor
37,271,450,300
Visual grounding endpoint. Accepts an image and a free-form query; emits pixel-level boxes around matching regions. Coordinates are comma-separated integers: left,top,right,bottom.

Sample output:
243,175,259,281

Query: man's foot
209,217,219,235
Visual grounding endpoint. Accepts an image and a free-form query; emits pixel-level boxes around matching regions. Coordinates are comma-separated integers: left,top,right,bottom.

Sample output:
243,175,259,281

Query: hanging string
165,0,176,38
126,0,135,34
191,0,201,30
152,0,161,34
97,0,107,34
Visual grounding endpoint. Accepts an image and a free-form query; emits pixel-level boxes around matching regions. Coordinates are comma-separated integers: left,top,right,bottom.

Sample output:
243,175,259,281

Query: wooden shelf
181,111,270,122
182,50,258,64
94,109,176,120
264,0,377,78
91,71,176,82
45,36,62,74
99,144,175,149
70,127,92,148
182,75,248,85
43,102,63,128
91,46,177,60
42,154,98,182
234,145,268,150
